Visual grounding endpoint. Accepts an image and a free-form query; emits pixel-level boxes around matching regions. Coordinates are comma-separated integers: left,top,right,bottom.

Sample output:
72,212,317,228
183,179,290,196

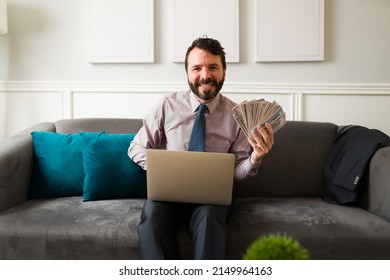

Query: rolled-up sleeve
128,98,165,170
230,128,259,184
235,157,259,180
128,133,148,170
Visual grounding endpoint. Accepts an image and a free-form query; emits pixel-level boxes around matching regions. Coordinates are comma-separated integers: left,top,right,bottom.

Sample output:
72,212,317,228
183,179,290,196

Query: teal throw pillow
28,132,84,199
80,132,147,202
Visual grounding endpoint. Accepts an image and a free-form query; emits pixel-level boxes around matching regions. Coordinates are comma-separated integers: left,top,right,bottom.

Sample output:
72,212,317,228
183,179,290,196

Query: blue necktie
188,104,207,152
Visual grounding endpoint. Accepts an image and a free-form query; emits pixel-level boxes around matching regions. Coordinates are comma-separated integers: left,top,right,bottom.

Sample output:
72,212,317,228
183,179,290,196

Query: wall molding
2,80,390,138
2,81,390,94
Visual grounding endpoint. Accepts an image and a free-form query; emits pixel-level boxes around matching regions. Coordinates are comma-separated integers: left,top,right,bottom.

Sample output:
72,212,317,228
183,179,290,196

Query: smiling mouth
197,78,216,89
200,83,214,90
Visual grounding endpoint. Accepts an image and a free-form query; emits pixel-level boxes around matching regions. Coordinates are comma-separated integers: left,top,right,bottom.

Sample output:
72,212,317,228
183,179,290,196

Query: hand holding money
232,99,286,138
232,99,286,167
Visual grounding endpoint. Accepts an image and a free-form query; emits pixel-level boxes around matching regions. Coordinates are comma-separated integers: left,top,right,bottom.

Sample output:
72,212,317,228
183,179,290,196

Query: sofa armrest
0,122,55,212
366,146,390,223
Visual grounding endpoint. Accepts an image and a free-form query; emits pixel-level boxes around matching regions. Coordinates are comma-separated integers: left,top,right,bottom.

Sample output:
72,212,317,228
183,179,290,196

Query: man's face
186,47,226,103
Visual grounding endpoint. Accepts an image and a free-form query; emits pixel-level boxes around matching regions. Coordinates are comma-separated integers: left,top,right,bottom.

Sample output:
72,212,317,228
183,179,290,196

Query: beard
188,77,225,101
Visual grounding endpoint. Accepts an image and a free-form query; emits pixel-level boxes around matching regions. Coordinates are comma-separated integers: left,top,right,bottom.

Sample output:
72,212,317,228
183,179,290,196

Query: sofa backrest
54,118,337,199
235,121,338,198
55,118,143,134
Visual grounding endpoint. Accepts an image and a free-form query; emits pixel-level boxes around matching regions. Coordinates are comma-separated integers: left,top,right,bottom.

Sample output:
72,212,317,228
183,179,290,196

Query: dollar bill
232,99,286,137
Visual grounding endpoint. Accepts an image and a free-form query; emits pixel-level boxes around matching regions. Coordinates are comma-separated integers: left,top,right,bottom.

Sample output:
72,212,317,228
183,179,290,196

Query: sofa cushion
28,132,84,199
236,121,338,198
28,131,147,201
80,132,147,201
227,197,390,259
0,197,144,259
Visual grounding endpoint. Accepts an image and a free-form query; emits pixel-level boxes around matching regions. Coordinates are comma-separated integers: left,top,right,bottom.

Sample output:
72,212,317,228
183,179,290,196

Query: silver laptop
146,149,235,205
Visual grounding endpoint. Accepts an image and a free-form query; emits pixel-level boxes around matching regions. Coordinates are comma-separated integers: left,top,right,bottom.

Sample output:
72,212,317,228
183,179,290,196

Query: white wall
1,0,390,138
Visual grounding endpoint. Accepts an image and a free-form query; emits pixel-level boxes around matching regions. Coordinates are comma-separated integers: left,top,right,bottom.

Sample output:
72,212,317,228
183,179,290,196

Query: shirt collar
189,90,221,115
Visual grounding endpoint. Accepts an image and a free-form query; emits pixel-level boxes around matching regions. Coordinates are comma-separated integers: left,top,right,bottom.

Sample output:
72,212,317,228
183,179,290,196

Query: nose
200,67,211,80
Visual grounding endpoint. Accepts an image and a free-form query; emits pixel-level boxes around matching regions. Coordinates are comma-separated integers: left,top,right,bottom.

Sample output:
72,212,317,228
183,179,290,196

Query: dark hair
184,37,226,72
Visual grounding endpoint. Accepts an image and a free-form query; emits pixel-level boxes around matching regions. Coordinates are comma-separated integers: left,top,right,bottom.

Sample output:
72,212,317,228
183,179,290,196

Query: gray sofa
1,118,390,260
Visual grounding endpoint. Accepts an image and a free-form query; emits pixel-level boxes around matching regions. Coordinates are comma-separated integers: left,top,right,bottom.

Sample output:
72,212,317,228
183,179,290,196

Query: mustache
195,78,217,86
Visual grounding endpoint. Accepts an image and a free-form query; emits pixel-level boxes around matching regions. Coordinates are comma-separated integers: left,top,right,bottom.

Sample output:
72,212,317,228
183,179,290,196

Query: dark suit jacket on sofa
322,125,390,205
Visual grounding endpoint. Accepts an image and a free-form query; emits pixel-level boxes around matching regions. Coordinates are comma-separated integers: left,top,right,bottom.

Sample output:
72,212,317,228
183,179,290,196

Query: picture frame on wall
87,0,154,63
255,0,325,62
171,0,239,63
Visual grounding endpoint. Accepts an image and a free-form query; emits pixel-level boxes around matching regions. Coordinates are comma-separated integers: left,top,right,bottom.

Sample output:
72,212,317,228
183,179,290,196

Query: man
128,37,274,259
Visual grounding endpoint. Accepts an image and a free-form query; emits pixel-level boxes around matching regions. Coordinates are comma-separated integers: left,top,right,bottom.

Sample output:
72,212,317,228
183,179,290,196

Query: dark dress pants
137,199,232,260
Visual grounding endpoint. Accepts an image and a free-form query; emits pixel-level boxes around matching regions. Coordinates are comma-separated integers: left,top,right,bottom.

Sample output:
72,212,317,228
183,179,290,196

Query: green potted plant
243,233,310,260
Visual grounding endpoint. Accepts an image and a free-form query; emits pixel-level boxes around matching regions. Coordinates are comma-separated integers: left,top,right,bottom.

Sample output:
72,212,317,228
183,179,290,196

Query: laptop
146,149,235,205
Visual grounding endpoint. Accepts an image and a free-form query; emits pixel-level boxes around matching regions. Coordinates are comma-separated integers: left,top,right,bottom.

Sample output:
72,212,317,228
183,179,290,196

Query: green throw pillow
80,132,147,202
28,132,84,199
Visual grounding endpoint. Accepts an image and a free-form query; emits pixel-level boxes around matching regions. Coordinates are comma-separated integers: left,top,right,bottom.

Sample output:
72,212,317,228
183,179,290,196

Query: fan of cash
232,99,286,137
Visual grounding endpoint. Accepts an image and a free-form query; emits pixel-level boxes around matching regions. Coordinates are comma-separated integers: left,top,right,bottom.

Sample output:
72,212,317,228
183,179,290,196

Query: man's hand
247,123,274,167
